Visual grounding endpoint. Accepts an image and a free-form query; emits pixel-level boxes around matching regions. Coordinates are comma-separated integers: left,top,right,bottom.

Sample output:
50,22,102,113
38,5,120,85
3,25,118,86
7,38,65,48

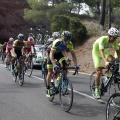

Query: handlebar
54,66,79,75
102,60,120,74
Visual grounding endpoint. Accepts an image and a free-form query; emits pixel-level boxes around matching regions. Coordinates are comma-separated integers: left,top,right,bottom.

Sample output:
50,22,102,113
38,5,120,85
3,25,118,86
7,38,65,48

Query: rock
0,0,30,42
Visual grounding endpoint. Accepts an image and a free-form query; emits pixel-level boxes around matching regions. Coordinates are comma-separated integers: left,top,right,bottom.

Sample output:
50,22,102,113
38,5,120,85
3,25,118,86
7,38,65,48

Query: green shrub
51,15,87,44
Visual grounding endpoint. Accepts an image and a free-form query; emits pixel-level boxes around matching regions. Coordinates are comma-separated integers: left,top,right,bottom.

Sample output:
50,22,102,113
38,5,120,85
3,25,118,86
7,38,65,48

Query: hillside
67,20,120,74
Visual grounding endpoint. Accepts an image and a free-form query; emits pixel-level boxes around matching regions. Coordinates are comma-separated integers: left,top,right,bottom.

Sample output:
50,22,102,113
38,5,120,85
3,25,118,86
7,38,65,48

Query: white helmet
52,32,60,38
61,31,72,41
9,37,14,42
108,27,120,37
28,37,34,42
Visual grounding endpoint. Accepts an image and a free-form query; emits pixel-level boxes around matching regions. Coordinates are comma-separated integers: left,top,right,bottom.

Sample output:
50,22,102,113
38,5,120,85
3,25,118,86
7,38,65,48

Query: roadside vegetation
24,0,120,45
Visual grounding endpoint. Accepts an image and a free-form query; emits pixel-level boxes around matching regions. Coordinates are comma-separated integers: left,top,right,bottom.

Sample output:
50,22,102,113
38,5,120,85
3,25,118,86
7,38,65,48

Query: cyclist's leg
105,51,113,77
5,52,9,68
46,57,53,97
92,50,102,99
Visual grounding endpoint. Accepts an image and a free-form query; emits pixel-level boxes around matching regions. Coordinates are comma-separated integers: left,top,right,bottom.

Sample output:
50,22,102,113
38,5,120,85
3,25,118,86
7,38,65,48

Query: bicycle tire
26,60,33,77
18,69,24,86
44,73,47,88
106,92,120,120
2,53,5,63
7,60,11,71
59,78,73,112
90,71,96,98
109,79,120,97
13,68,18,82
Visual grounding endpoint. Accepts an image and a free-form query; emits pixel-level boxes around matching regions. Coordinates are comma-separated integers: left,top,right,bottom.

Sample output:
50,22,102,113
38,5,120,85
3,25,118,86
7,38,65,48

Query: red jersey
6,41,13,52
26,41,35,53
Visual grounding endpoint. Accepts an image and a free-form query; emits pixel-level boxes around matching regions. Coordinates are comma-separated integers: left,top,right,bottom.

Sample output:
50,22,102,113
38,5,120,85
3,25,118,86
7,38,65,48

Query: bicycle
1,52,6,63
46,66,78,112
12,56,25,86
106,92,120,120
24,54,34,77
41,60,48,86
90,60,120,99
6,52,12,71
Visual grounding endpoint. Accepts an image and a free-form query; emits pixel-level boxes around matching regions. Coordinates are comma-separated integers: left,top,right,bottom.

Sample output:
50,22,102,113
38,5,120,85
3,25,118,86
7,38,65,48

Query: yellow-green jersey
13,40,26,50
51,39,74,53
92,36,119,68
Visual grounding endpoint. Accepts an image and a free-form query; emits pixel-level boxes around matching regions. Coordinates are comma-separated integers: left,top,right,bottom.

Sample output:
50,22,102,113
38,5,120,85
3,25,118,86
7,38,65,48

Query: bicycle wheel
2,53,5,63
26,60,33,77
7,60,11,71
59,78,73,112
18,69,24,86
90,71,96,97
109,78,120,97
13,67,18,82
106,92,120,120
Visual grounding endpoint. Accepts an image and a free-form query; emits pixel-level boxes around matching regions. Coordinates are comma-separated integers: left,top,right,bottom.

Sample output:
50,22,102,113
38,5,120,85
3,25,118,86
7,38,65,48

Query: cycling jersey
2,44,7,52
25,41,35,53
44,38,54,54
51,39,74,52
6,41,13,52
28,37,34,43
47,39,74,68
13,40,26,50
92,36,119,68
114,43,120,58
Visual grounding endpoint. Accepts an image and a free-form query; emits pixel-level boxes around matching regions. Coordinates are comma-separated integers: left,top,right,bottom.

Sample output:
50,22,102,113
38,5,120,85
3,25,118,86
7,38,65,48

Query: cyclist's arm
62,51,68,59
12,48,16,55
116,50,120,60
50,49,56,65
70,50,77,65
99,49,107,63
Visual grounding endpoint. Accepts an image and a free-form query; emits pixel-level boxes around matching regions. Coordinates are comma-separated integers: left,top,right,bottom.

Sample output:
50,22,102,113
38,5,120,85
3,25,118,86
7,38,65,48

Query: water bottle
54,76,60,87
101,75,108,86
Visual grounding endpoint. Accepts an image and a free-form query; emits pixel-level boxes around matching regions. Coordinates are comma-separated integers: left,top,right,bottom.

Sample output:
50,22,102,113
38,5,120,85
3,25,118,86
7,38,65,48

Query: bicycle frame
52,68,71,96
100,64,120,96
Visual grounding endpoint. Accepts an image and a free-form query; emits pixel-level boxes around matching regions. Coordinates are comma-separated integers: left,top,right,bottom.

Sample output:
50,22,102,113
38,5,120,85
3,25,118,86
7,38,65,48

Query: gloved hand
74,64,79,69
105,61,110,67
54,64,59,68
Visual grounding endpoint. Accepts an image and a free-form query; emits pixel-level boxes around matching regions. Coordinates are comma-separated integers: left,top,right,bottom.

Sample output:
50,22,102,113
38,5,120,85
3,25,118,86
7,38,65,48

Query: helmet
9,37,14,42
17,33,24,40
28,37,34,42
108,27,120,37
52,32,60,38
29,33,33,37
4,42,7,45
61,31,72,41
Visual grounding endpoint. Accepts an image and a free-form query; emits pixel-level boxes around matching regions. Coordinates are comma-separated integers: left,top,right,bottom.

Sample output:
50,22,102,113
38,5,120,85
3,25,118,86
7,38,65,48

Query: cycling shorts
7,48,12,53
92,48,111,68
14,49,22,59
47,52,67,69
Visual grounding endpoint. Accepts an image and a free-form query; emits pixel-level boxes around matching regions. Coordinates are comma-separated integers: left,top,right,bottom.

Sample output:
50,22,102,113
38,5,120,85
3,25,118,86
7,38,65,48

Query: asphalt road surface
0,61,110,120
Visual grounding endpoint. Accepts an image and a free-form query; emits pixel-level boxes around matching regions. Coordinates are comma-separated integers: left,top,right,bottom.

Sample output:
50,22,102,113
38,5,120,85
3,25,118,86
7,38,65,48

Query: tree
108,0,111,28
99,0,106,29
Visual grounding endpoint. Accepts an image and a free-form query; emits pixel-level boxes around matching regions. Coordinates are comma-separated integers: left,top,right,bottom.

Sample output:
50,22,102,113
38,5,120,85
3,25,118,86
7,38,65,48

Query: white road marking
0,63,107,104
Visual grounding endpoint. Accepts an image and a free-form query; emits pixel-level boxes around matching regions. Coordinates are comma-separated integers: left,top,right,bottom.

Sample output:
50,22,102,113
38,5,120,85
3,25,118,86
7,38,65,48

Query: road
0,61,110,120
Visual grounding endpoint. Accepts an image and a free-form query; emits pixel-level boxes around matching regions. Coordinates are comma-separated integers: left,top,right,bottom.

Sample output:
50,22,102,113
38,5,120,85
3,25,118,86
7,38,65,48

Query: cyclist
0,42,3,58
11,33,26,79
92,27,120,99
43,32,61,61
5,37,14,68
42,32,60,84
28,33,35,43
23,33,36,62
46,31,78,97
1,42,7,62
